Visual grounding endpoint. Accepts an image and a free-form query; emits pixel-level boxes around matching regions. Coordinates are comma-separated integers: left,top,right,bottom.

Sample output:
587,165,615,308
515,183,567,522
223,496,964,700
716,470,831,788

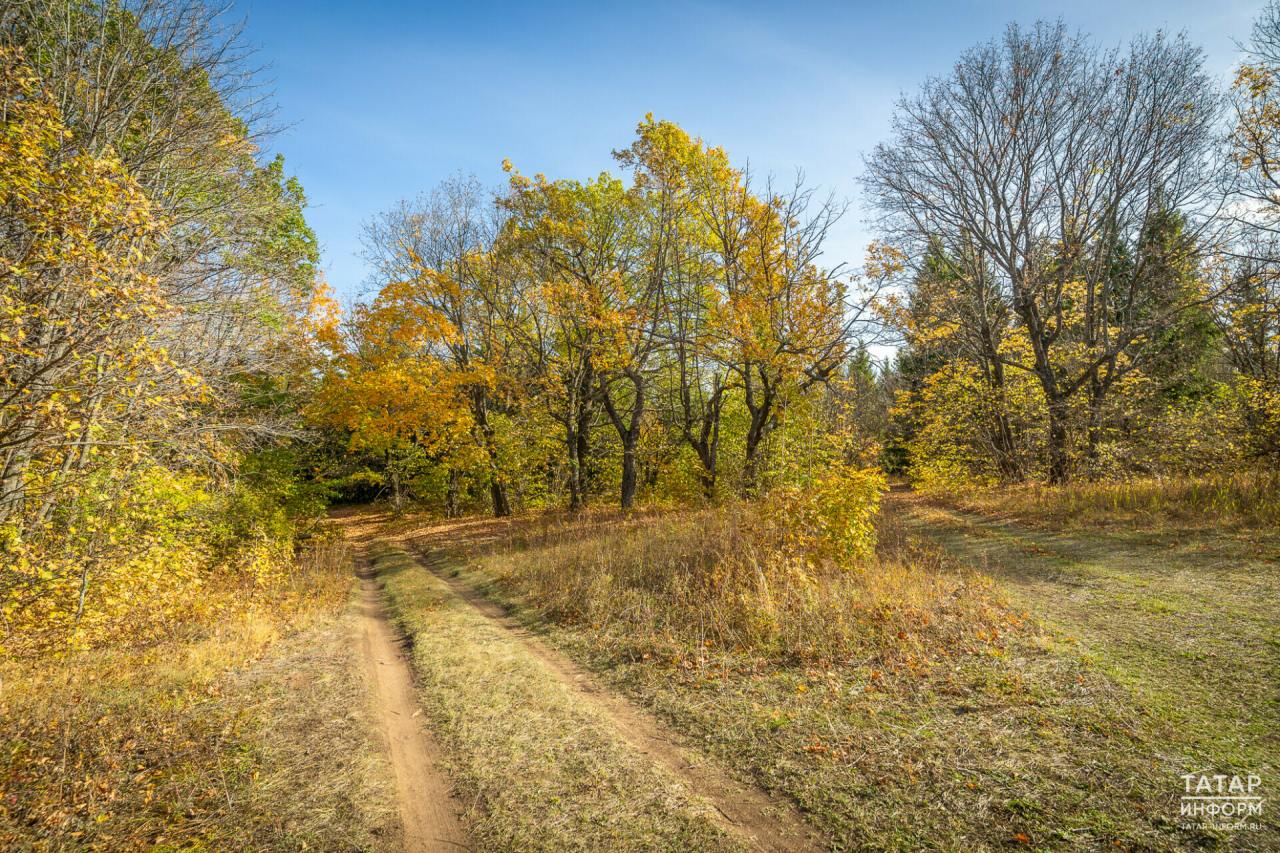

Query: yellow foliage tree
1223,50,1280,462
0,46,212,644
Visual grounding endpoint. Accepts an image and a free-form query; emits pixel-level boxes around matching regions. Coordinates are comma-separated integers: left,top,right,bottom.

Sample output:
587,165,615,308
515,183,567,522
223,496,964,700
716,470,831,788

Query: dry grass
369,539,742,853
0,540,396,852
394,503,1278,852
932,470,1280,532
410,503,1022,668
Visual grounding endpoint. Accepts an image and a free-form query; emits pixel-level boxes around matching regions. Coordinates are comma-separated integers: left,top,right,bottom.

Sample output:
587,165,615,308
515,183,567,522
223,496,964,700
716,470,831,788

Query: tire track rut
357,553,473,853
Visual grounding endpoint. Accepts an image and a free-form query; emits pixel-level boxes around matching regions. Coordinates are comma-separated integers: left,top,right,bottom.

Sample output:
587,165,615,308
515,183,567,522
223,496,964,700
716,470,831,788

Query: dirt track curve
401,538,828,853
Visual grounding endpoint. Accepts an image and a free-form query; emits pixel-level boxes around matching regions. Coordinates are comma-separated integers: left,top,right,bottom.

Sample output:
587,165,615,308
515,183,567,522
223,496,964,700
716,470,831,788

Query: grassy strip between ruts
1,542,397,853
369,539,743,853
397,507,1279,853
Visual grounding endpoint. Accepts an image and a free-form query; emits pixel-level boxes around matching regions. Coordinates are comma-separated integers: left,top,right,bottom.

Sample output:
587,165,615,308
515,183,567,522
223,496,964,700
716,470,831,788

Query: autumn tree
865,21,1224,483
876,242,1039,483
501,169,661,508
359,175,520,516
1220,1,1280,462
3,0,321,452
499,223,604,511
613,117,731,497
706,172,862,491
0,1,325,642
618,116,871,496
338,117,877,512
0,46,188,538
311,298,480,514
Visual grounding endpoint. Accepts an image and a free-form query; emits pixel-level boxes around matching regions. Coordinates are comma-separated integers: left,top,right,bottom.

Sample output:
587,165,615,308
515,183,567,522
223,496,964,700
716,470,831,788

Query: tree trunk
563,394,594,511
1045,396,1073,486
472,395,511,518
619,436,638,510
577,408,593,495
389,469,405,514
695,449,717,499
689,420,720,499
565,418,583,511
599,370,645,510
561,368,597,512
681,377,724,501
983,357,1023,483
742,367,777,494
1085,373,1113,470
0,449,28,528
445,468,461,518
743,423,767,493
489,476,511,517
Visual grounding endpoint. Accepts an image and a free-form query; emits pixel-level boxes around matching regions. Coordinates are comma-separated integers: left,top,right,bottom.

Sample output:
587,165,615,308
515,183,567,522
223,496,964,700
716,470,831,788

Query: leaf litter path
886,492,1280,780
355,549,473,852
384,535,827,853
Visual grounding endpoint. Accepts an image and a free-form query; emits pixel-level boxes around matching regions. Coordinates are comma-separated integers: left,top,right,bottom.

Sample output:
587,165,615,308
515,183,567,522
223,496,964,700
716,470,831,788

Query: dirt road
357,556,472,853
338,498,1280,851
404,542,826,853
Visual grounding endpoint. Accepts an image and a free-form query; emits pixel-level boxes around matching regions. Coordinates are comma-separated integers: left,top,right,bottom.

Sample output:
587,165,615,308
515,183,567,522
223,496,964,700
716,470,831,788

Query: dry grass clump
939,469,1280,531
0,540,393,853
446,503,1021,667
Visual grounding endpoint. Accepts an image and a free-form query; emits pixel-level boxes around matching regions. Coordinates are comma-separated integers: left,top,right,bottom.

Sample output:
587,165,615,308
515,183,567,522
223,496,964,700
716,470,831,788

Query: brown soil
400,540,827,853
357,553,473,853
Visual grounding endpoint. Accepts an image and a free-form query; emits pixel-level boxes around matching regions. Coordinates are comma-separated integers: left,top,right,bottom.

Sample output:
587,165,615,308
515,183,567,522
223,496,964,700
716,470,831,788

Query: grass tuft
413,504,1020,669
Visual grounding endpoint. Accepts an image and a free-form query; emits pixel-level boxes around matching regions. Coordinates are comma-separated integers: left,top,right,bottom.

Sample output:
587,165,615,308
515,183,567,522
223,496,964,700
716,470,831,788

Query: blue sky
239,0,1262,304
